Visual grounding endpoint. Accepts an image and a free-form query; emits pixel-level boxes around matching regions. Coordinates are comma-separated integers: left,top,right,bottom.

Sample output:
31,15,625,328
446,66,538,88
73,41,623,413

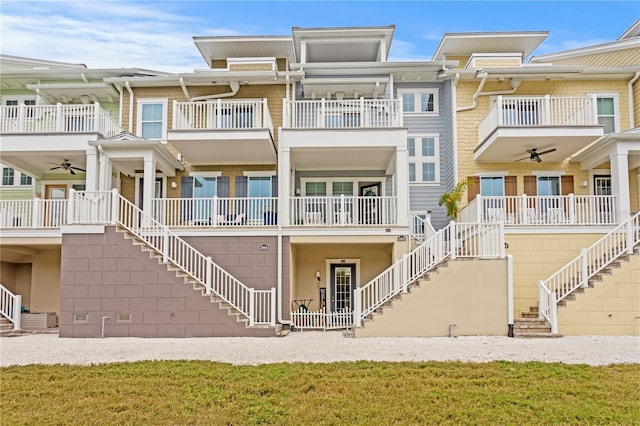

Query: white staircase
0,284,21,331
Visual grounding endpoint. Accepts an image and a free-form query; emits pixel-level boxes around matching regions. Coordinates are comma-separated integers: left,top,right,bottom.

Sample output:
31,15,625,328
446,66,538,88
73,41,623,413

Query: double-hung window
137,98,168,139
589,93,620,133
408,135,439,184
399,89,439,114
1,166,32,186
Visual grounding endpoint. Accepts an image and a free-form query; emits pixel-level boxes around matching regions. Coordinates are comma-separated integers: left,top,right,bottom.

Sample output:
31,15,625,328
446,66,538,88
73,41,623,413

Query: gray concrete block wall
60,227,276,338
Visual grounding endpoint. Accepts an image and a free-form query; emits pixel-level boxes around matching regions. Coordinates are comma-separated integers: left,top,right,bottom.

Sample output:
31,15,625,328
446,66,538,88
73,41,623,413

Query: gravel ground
1,332,639,367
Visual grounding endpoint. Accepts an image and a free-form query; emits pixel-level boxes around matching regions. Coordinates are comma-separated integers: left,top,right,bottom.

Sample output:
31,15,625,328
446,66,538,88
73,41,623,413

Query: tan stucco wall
630,168,640,212
290,240,398,312
29,248,61,315
558,252,639,336
0,261,17,290
505,232,606,316
355,259,509,337
455,79,632,200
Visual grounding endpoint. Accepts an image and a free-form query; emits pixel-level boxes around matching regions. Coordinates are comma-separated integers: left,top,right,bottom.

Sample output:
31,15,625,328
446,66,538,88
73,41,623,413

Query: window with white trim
589,93,620,133
398,89,439,114
408,135,439,183
1,166,32,187
136,98,168,139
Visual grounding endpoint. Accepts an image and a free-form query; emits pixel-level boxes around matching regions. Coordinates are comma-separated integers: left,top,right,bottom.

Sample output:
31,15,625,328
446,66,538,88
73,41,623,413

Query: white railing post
549,292,558,334
320,98,326,128
162,228,169,263
580,248,589,288
521,194,528,225
499,223,506,257
249,288,255,326
543,95,551,125
450,221,457,260
589,94,598,124
359,97,365,127
538,283,545,320
496,96,503,126
205,257,212,295
626,216,634,255
270,287,276,326
67,188,76,224
401,253,409,293
353,288,362,327
111,188,119,223
340,194,345,226
18,103,26,132
31,197,40,228
568,193,576,224
13,294,21,330
261,98,268,128
56,103,64,131
172,100,178,129
216,99,222,128
476,195,483,223
93,102,101,132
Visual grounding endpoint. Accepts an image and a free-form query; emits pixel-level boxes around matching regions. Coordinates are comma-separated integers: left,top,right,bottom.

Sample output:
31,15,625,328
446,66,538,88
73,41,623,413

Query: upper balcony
168,99,276,165
0,103,122,139
475,95,604,162
283,98,402,129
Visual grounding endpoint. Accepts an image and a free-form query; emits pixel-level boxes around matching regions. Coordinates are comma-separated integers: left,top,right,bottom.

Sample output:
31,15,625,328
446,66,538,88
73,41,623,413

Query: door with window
138,177,163,221
44,185,67,227
330,264,356,313
594,175,613,223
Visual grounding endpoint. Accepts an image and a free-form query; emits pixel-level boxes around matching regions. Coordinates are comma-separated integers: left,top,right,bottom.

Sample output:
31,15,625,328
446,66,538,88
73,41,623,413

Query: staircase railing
354,222,504,326
0,284,21,330
410,212,436,243
70,190,276,326
539,212,640,333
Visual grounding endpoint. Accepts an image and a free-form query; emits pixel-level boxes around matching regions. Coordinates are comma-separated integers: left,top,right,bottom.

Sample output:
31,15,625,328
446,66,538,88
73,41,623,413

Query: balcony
168,99,276,165
475,96,604,162
0,103,122,138
283,98,402,129
291,195,398,227
0,199,68,229
458,194,617,226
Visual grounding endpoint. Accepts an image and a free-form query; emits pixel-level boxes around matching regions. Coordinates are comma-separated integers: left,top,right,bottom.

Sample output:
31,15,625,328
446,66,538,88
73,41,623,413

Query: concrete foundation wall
355,259,509,337
558,252,640,336
60,227,275,337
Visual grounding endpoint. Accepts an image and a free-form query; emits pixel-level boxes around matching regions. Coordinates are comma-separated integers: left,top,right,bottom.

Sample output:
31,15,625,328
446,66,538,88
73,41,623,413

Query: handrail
71,190,275,326
283,98,402,128
0,284,21,330
172,99,269,130
354,222,504,326
410,212,436,243
539,212,640,333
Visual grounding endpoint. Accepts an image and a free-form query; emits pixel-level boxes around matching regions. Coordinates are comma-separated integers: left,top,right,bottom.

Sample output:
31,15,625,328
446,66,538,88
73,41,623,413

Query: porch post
85,146,98,192
609,149,630,222
278,143,291,226
142,154,156,220
395,145,409,227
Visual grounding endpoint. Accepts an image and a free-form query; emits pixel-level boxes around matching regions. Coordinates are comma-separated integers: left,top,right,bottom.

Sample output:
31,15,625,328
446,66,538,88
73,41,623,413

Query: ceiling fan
515,148,557,163
47,159,86,175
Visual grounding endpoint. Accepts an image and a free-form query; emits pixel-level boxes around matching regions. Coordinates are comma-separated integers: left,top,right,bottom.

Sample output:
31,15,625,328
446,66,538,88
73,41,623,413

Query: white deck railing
539,212,640,333
172,99,274,135
0,103,121,138
291,310,353,330
291,195,397,226
459,194,616,226
0,284,21,330
354,222,504,326
151,197,278,227
478,95,598,142
410,212,436,243
0,199,68,228
283,98,403,128
70,190,276,327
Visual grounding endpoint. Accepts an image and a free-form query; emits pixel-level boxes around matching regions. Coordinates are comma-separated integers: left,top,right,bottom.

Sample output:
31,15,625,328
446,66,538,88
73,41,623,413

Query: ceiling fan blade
70,166,86,172
514,156,530,162
535,156,543,163
49,166,63,170
536,148,557,156
69,169,76,175
526,149,535,155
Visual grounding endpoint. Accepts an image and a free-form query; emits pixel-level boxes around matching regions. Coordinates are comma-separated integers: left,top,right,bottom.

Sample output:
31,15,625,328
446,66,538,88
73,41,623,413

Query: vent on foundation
72,313,88,323
116,313,132,323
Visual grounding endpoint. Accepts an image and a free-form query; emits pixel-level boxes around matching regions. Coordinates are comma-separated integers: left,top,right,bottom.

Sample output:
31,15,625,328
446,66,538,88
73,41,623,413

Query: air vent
72,313,88,323
116,313,132,323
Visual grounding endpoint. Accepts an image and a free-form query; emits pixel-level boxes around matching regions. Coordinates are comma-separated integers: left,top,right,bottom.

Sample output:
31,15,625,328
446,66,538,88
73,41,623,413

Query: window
137,99,168,139
20,174,32,185
332,181,354,196
399,89,439,114
480,177,504,197
408,136,439,183
2,167,14,186
193,176,217,198
537,176,561,196
305,182,327,196
4,98,36,118
596,97,616,133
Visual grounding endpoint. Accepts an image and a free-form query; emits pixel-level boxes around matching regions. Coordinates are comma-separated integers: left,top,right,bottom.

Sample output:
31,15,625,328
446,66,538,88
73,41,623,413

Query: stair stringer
556,245,640,336
354,258,509,337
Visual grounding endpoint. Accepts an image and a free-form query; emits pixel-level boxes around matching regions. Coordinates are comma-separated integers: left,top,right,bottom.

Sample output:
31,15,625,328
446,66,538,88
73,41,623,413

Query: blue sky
1,1,638,73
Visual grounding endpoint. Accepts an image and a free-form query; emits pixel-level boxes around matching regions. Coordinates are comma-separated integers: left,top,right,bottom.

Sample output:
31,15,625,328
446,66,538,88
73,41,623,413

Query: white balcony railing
458,194,616,226
151,197,278,227
172,99,273,135
291,195,397,226
283,98,403,129
0,103,122,138
0,199,68,229
478,95,598,143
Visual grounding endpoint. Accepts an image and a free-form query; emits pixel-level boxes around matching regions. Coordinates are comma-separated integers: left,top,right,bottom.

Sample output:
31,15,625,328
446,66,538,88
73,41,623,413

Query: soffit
433,32,548,61
193,36,295,63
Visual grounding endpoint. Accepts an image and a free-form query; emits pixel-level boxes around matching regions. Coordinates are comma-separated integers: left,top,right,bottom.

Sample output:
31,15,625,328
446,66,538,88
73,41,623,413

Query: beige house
1,22,638,338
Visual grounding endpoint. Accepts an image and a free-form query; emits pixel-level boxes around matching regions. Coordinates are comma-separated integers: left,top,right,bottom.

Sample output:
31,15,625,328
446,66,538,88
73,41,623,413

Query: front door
330,264,356,312
138,177,163,220
44,184,67,226
593,175,613,223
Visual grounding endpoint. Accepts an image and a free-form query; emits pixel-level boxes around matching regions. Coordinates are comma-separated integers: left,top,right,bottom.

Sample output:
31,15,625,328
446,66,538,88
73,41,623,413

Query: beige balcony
475,95,604,162
168,99,276,165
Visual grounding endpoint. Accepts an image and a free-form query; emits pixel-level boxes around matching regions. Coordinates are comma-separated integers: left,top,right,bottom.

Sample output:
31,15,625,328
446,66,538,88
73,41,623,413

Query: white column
85,146,98,191
143,155,156,218
610,150,630,222
395,146,409,227
278,144,291,226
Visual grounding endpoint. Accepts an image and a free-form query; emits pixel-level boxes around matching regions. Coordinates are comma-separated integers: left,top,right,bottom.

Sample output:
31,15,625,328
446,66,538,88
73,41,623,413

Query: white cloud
388,39,433,62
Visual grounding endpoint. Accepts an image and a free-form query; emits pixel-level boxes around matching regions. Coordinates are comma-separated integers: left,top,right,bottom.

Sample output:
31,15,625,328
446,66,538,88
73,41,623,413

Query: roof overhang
571,128,640,170
26,82,119,104
193,36,295,65
432,31,549,61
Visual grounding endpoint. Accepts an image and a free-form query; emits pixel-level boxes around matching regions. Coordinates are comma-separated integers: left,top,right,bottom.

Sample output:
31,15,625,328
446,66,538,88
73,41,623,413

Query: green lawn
2,361,639,425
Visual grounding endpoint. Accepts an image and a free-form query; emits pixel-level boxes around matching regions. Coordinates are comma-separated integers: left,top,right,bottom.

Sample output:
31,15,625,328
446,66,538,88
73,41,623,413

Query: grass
1,361,639,425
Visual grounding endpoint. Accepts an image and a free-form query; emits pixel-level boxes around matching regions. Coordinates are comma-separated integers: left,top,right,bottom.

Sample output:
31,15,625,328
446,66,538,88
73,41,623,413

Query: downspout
456,73,522,113
507,254,514,337
277,127,293,328
80,73,88,83
628,72,640,128
451,75,459,184
457,71,488,112
115,84,123,128
125,81,134,133
190,81,240,101
179,77,191,102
